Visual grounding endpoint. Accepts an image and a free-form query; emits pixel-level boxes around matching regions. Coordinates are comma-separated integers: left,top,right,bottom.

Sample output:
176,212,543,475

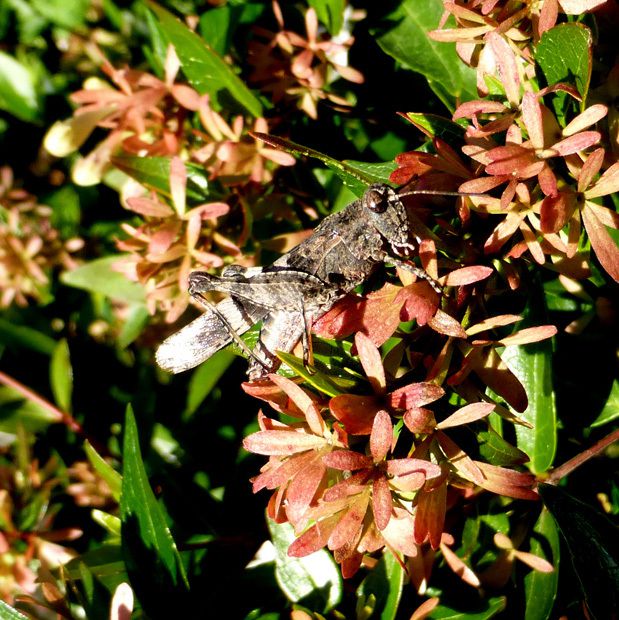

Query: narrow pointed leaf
120,405,189,613
148,2,262,117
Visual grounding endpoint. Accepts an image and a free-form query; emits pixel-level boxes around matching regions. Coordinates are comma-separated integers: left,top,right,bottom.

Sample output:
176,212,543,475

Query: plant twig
0,370,108,455
545,428,619,484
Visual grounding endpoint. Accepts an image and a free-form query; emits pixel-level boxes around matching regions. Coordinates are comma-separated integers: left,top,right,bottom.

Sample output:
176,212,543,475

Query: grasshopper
156,183,439,380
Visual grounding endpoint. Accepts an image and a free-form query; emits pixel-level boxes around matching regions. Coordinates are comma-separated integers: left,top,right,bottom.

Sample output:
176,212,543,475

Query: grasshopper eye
364,187,388,213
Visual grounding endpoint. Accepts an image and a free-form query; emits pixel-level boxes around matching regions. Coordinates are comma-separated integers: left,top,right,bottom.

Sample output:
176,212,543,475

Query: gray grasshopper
156,183,437,380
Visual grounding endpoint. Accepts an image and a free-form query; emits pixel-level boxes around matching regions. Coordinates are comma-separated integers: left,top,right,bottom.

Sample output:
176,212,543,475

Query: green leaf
148,2,262,117
374,0,477,113
30,0,89,30
121,405,189,606
591,378,619,427
428,597,506,619
111,155,212,202
524,508,560,620
65,545,126,594
344,160,397,185
61,256,146,304
400,113,466,150
538,484,619,620
0,318,55,355
0,600,29,620
478,427,529,467
356,552,404,620
85,440,122,501
308,0,345,35
252,132,374,196
199,1,264,56
276,351,352,397
117,304,150,349
268,518,342,612
0,51,40,122
92,509,122,537
536,24,592,104
500,289,557,474
184,349,236,419
46,185,81,238
50,339,72,413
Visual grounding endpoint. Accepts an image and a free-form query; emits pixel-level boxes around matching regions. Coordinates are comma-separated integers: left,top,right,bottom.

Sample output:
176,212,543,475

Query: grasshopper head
362,184,416,257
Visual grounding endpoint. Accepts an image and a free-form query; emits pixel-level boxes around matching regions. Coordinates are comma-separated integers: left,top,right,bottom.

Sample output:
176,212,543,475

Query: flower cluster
247,2,364,118
0,167,82,308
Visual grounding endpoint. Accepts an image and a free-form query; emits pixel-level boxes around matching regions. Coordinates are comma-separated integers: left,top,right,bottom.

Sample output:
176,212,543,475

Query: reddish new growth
244,316,550,580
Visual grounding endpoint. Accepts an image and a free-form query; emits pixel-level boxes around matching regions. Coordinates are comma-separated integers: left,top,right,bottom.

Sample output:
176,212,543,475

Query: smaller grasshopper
156,183,443,380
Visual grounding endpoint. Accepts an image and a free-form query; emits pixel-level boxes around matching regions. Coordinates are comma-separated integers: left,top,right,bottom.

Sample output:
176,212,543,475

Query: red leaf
474,461,538,500
443,265,493,286
370,410,393,462
328,493,370,552
243,430,325,455
428,310,468,337
288,517,337,557
285,460,326,527
355,332,386,394
329,394,382,435
314,284,404,346
372,476,393,530
397,282,439,325
436,402,495,429
323,449,372,471
540,191,578,233
387,382,445,410
414,482,447,549
582,202,619,282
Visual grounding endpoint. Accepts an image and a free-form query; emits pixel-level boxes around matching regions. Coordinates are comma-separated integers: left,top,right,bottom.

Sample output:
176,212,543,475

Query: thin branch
0,370,108,455
545,428,619,484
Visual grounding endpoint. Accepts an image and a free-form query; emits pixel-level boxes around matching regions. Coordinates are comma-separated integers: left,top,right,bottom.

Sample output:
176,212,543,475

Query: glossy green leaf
524,508,560,620
374,0,477,113
268,518,342,612
538,484,619,619
308,0,345,35
344,160,397,185
428,597,506,618
111,155,212,202
276,351,351,397
536,24,592,103
61,256,146,304
501,304,557,473
121,406,189,603
184,349,236,419
252,132,373,196
117,304,150,349
92,509,122,537
478,427,529,467
400,113,466,150
356,552,404,620
85,440,122,501
0,51,40,122
148,2,262,117
591,378,619,427
0,318,55,355
64,545,126,593
50,339,72,413
0,600,29,620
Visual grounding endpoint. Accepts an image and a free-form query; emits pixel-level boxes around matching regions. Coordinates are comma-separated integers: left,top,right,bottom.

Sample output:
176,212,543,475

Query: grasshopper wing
156,297,266,373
